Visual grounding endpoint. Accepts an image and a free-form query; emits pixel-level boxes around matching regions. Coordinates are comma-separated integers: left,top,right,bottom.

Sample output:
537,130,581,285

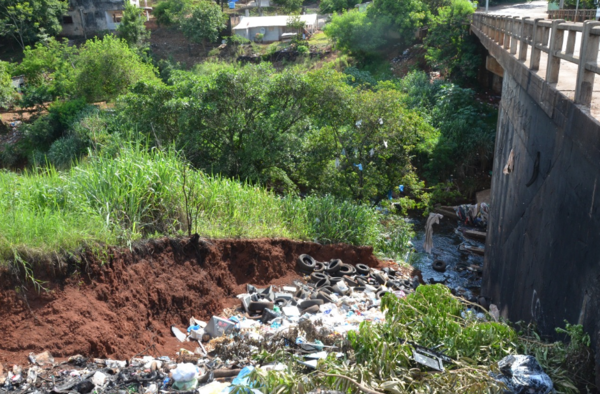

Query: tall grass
0,144,411,265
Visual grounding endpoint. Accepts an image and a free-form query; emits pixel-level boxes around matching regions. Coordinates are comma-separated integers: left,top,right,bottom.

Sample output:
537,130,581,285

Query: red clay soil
0,237,381,366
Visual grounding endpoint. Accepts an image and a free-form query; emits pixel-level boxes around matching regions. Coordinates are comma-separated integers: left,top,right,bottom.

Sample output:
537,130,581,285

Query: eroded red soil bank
0,237,380,365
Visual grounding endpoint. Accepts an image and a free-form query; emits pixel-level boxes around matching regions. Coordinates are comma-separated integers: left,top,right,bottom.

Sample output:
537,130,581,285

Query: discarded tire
316,291,334,303
376,289,390,299
432,260,447,272
353,286,366,292
295,288,308,299
248,301,274,313
343,276,358,287
315,277,330,288
338,264,354,276
297,254,317,273
326,259,342,274
313,262,326,272
329,277,343,284
310,272,328,282
302,305,321,314
355,263,370,275
373,272,387,285
299,299,323,309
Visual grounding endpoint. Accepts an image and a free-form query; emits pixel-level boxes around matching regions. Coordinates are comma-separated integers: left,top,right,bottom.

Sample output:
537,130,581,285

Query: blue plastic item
187,324,200,333
399,185,404,192
228,1,235,7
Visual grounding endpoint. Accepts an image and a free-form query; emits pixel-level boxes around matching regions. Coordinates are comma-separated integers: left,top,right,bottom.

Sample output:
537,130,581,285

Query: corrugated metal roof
232,14,317,30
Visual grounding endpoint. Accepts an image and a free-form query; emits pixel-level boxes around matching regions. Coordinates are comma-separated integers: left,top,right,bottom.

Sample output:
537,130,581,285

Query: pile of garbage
0,255,557,394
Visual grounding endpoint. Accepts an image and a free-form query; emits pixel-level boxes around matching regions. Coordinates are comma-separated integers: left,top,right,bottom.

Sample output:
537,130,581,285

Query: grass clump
0,143,412,266
232,285,589,393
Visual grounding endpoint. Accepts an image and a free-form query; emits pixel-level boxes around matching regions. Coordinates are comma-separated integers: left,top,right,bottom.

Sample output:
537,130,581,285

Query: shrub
47,135,83,168
74,35,158,102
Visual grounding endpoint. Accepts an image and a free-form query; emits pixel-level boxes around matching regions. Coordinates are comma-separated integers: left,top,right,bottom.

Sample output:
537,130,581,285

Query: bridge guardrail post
498,16,505,46
504,17,511,50
575,21,600,107
510,16,519,55
546,19,565,85
519,17,530,62
530,18,544,70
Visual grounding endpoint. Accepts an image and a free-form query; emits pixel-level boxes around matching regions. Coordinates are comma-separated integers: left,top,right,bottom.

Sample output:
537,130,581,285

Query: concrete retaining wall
473,25,600,382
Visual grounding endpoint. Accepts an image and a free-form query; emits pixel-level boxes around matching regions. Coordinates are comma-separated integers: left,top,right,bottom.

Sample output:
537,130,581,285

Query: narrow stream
408,214,485,302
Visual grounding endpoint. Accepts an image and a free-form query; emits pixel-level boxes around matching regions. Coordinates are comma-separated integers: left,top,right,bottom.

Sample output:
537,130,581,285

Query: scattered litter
171,325,187,342
492,355,553,394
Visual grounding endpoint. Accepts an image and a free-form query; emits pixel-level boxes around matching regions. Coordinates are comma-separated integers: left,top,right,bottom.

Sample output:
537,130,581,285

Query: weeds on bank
0,144,413,273
232,285,590,394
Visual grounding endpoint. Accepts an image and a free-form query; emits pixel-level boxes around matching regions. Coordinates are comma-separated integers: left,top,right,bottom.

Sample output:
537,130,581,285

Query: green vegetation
14,35,157,107
226,285,589,393
319,0,359,13
0,60,16,108
0,142,411,264
117,3,151,49
325,0,481,82
425,0,480,82
0,0,67,49
180,1,226,48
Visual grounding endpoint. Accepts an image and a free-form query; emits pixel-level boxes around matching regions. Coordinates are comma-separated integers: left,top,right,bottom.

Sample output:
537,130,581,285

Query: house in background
61,0,151,37
232,14,318,42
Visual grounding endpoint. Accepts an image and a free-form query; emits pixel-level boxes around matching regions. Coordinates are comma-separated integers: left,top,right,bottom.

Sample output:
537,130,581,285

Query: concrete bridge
471,13,600,380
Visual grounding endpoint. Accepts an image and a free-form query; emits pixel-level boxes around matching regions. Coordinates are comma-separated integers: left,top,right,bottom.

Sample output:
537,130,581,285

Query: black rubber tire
315,277,330,288
355,263,370,275
302,305,320,314
373,272,387,285
316,291,334,303
356,277,367,286
249,301,274,312
310,272,328,283
313,262,326,273
326,259,342,274
432,260,447,273
320,286,335,294
376,289,390,299
338,264,353,276
300,299,323,309
329,277,343,284
295,288,308,299
297,254,317,273
274,297,288,305
343,276,358,287
353,286,366,292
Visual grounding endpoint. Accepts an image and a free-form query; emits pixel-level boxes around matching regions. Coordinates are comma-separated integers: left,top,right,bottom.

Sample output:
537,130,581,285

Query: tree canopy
0,0,67,49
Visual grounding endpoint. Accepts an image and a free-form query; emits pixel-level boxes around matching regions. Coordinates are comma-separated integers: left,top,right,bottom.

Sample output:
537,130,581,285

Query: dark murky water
408,214,485,301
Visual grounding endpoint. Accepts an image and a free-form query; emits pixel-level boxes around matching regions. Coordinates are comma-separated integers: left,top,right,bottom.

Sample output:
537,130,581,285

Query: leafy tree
324,10,388,58
319,0,359,14
424,0,480,81
154,0,195,26
366,0,428,47
300,87,433,200
0,61,16,109
118,64,350,186
15,38,77,106
179,1,225,48
0,0,67,49
272,0,302,13
117,3,150,48
74,35,158,102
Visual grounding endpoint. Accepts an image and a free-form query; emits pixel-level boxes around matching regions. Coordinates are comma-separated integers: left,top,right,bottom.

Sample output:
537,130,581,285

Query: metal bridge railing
472,13,600,108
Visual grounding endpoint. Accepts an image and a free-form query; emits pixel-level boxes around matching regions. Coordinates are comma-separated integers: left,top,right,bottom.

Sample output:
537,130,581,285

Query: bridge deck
472,12,600,121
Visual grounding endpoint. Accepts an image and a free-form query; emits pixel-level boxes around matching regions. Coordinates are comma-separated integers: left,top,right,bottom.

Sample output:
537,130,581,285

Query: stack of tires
294,254,417,312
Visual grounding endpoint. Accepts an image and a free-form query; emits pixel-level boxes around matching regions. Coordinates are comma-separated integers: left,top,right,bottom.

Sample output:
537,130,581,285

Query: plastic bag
492,355,553,394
